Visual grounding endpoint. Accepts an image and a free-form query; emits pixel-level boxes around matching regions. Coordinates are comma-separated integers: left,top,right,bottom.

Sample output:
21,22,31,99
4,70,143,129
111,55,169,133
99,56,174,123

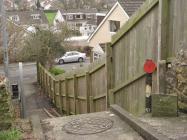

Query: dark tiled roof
6,10,49,25
119,0,145,16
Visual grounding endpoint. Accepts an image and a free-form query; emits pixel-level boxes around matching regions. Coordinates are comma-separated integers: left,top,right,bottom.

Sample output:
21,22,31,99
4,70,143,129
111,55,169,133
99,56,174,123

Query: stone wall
166,45,187,113
0,75,13,130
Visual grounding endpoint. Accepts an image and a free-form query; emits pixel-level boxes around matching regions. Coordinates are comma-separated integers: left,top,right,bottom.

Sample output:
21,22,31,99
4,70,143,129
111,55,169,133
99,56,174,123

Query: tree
0,20,24,64
36,0,41,10
7,22,25,63
21,24,72,69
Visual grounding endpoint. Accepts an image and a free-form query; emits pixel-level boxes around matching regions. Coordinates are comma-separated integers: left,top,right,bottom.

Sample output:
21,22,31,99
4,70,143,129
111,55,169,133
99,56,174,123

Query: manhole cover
62,117,113,135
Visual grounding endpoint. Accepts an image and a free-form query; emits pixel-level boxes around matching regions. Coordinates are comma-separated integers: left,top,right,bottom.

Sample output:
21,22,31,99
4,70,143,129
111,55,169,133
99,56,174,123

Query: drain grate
62,117,113,135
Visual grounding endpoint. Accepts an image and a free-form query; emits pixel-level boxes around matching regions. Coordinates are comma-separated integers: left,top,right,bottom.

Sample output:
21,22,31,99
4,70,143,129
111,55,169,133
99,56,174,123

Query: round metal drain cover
63,117,113,135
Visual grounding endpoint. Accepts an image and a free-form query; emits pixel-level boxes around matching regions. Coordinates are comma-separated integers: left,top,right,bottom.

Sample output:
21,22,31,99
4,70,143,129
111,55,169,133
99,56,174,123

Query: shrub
49,67,65,76
0,129,21,140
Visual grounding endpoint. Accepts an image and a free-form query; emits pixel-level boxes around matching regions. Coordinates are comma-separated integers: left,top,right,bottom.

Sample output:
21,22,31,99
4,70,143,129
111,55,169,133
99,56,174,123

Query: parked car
56,51,86,64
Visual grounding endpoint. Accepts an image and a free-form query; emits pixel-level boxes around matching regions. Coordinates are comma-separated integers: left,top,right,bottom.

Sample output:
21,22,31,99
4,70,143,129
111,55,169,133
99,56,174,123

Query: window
75,14,83,19
76,23,82,27
31,14,40,19
55,19,59,23
86,14,92,19
76,15,80,19
109,20,120,32
72,52,79,55
10,15,19,22
67,53,73,56
68,15,73,20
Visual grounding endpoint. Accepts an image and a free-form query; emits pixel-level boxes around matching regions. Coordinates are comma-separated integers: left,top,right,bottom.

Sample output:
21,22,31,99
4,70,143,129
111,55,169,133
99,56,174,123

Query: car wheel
78,57,83,62
59,59,64,64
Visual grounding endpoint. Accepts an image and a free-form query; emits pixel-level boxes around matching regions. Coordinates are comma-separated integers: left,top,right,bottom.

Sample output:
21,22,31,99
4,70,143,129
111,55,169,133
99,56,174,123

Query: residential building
88,0,145,61
41,0,63,10
80,20,97,36
88,0,145,47
6,10,49,28
53,9,106,36
4,0,16,10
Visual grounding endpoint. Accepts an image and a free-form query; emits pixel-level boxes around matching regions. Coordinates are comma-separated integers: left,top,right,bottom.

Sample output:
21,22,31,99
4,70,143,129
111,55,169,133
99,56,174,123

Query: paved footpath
42,111,144,140
0,63,52,119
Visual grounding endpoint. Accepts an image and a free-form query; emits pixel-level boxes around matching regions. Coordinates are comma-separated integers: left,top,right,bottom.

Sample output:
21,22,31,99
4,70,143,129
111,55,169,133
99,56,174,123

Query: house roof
119,0,145,16
92,44,104,54
87,0,145,44
88,2,129,43
6,10,49,26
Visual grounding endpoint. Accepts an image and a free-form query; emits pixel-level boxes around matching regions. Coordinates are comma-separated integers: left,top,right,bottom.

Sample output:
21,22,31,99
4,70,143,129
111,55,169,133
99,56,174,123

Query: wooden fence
37,58,107,115
108,0,159,116
108,0,187,116
37,0,187,116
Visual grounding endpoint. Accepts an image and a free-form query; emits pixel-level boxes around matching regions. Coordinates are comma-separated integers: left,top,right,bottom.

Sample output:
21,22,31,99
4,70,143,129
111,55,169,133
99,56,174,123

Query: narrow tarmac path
0,63,55,119
21,63,56,119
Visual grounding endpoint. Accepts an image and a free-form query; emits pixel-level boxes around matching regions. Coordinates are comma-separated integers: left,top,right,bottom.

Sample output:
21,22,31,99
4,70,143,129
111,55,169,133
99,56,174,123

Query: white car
56,51,86,64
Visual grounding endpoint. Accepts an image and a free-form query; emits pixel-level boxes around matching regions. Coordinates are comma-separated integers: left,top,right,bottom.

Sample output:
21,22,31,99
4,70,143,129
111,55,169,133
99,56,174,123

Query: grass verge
0,129,21,140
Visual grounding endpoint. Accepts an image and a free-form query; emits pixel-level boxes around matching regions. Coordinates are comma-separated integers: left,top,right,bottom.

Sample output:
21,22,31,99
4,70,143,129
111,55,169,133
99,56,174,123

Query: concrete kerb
110,105,170,140
30,115,45,140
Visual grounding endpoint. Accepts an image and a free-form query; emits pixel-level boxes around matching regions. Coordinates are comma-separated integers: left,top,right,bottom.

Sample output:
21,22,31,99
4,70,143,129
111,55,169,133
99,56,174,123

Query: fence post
41,67,43,88
59,80,63,114
109,89,114,104
42,68,45,89
157,0,169,94
43,70,47,94
85,71,90,113
106,43,113,107
53,80,56,105
36,62,40,83
65,78,70,115
73,74,78,115
40,65,42,85
49,76,52,98
46,74,49,96
40,66,42,87
89,96,94,113
38,64,40,84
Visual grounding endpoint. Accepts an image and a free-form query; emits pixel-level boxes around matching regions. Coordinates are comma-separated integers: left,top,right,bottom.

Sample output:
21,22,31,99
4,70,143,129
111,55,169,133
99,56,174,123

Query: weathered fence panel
37,0,187,116
168,0,187,59
110,0,159,115
76,75,87,114
37,58,107,115
90,64,107,112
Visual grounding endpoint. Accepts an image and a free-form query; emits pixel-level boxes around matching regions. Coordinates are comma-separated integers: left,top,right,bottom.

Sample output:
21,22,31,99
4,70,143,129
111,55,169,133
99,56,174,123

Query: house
6,10,49,29
80,20,97,36
87,0,145,61
53,9,106,36
4,0,17,10
41,0,63,10
92,44,105,61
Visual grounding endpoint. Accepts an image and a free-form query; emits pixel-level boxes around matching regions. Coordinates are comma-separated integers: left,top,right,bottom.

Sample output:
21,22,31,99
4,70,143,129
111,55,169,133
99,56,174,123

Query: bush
49,67,65,76
0,129,21,140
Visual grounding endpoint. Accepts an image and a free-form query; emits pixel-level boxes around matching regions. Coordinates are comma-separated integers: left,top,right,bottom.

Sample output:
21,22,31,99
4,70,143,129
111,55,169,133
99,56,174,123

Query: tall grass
0,129,21,140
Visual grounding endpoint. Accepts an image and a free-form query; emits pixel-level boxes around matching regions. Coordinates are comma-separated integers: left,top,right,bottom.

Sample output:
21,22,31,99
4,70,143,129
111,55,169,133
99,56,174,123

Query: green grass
0,129,21,140
49,67,65,76
45,12,56,24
